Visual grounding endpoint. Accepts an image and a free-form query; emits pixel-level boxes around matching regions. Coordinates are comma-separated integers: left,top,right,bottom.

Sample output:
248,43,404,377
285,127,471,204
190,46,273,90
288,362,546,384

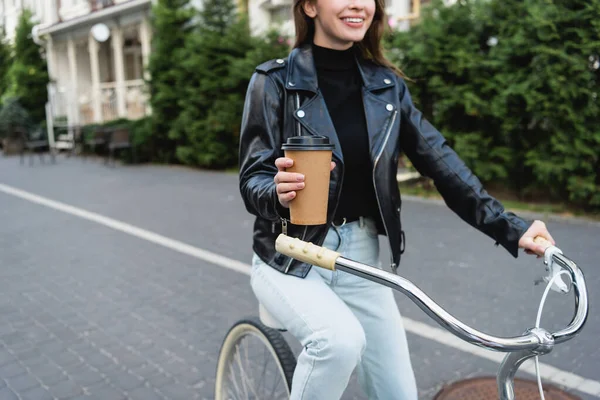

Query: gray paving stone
103,369,144,391
0,351,16,367
0,387,18,400
85,385,126,400
37,339,69,356
0,157,598,400
69,366,105,387
13,348,46,368
29,362,63,379
158,382,201,400
128,386,164,400
0,332,27,346
83,353,113,370
5,373,40,392
20,386,54,400
40,370,69,387
112,350,145,370
146,372,175,389
0,362,27,379
49,378,84,399
50,350,83,368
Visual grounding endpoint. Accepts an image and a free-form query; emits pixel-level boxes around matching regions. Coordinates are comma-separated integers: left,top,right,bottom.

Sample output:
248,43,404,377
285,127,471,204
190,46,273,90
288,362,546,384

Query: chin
344,34,367,43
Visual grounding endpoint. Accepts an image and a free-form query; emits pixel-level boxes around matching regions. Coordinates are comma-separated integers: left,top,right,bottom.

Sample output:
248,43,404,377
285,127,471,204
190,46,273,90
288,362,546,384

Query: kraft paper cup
282,136,335,225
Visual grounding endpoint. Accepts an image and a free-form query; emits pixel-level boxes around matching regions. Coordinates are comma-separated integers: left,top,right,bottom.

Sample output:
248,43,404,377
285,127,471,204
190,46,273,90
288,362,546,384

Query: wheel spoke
217,323,293,400
227,356,244,400
235,338,261,398
256,343,270,395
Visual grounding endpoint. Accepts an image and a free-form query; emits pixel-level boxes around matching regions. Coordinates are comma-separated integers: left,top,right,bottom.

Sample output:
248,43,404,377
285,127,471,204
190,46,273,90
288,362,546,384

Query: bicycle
215,235,588,400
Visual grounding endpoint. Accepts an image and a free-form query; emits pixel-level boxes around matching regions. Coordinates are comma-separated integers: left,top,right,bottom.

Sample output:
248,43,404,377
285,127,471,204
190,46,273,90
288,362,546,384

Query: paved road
0,155,598,399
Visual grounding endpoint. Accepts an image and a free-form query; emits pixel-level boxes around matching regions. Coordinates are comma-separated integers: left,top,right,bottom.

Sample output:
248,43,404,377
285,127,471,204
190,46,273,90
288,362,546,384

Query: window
270,6,291,25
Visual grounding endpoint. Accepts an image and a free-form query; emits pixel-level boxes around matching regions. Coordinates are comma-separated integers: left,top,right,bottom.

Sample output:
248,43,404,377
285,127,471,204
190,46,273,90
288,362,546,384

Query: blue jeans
250,217,418,400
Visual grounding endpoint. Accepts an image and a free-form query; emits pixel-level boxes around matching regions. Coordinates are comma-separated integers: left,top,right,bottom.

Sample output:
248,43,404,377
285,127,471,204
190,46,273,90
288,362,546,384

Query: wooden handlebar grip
533,236,553,251
275,234,340,271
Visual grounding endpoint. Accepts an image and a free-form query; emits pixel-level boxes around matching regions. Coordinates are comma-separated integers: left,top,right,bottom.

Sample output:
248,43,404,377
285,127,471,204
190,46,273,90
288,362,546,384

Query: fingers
275,157,293,171
519,220,557,257
274,157,334,208
276,182,305,195
279,190,297,204
274,171,304,184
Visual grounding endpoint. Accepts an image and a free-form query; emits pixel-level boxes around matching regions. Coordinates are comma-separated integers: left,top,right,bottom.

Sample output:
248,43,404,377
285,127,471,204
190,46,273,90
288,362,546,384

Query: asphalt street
0,154,598,399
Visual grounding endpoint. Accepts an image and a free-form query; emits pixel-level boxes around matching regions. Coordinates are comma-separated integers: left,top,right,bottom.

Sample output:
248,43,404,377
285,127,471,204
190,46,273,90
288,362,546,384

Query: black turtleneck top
312,43,379,225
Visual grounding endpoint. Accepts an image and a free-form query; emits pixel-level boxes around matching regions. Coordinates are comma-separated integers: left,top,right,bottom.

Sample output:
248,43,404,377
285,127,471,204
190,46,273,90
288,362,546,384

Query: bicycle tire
215,317,297,400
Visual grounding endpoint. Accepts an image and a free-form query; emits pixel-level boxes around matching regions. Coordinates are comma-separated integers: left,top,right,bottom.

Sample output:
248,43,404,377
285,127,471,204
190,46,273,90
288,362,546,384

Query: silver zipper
372,110,398,270
284,225,307,273
295,93,301,136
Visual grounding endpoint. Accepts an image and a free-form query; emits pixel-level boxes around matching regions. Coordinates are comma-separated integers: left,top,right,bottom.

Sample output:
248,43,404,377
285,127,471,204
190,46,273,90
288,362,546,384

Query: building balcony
48,79,149,127
90,0,115,12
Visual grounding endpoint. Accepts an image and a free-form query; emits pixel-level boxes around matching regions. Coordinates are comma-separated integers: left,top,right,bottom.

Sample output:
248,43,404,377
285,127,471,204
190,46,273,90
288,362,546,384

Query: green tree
7,9,48,124
0,27,12,98
171,0,241,168
173,0,289,169
386,0,600,210
386,0,510,183
488,0,600,208
146,0,195,162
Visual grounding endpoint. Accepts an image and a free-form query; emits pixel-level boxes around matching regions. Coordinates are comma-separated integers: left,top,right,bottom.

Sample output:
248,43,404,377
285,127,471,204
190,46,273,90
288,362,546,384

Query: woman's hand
518,220,556,257
274,157,336,208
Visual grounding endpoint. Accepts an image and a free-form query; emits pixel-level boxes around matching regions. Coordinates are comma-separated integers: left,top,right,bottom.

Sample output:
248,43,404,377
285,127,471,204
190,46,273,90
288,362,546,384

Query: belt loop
332,217,346,228
359,216,365,228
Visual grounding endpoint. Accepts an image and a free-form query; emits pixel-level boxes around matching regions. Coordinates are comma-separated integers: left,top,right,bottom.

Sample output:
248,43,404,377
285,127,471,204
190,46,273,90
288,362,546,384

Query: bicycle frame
275,234,589,400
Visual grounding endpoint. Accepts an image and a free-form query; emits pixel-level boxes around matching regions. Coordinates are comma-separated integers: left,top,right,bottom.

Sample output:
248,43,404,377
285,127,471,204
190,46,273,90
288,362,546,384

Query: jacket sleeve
238,71,290,221
397,80,532,257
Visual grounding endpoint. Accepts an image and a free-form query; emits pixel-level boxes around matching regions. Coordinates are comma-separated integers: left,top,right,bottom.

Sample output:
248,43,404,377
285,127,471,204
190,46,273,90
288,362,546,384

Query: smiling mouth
342,17,365,24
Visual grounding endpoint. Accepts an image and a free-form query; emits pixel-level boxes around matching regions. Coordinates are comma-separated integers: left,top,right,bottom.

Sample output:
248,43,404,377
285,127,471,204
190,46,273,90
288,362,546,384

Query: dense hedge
127,0,599,211
147,0,289,169
386,0,599,210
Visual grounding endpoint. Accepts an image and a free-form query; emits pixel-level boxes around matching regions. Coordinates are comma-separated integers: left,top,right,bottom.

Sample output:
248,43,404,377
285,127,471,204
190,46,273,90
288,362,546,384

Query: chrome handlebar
275,234,589,400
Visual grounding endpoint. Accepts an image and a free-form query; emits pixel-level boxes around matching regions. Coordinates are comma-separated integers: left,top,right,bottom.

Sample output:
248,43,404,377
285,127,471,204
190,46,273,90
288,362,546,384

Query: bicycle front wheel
215,317,296,400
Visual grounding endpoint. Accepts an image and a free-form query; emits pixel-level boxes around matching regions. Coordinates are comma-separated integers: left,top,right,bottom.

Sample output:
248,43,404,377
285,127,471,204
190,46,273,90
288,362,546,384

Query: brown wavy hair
292,0,405,77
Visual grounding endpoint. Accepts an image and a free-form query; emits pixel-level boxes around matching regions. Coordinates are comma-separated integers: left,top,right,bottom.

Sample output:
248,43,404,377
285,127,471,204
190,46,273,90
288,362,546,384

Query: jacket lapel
286,44,398,165
355,58,398,160
294,93,344,163
287,45,344,163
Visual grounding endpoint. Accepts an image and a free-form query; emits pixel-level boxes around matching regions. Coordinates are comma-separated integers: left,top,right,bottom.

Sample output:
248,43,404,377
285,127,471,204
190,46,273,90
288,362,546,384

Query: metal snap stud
384,79,392,84
276,59,284,64
386,104,394,112
297,110,305,118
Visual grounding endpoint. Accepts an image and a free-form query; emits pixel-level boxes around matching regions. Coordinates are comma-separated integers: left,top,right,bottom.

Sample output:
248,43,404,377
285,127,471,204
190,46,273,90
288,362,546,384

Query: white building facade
247,0,428,38
0,0,430,136
29,0,154,132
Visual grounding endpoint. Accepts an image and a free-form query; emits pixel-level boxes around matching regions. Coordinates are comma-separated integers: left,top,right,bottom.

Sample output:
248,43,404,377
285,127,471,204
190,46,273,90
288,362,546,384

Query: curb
396,171,600,227
400,194,600,227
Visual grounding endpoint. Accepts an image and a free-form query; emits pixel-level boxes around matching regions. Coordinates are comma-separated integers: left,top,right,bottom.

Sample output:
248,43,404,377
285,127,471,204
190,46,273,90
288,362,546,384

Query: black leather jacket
239,44,532,278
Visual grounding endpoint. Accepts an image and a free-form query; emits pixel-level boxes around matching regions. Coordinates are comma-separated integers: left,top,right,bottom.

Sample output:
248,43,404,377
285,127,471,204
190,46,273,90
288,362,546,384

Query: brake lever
537,244,571,294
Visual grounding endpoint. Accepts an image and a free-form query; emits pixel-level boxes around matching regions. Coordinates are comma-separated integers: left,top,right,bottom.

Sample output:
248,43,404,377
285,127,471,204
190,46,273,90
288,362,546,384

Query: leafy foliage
386,0,600,210
0,27,12,98
146,0,195,162
171,0,288,168
6,9,48,124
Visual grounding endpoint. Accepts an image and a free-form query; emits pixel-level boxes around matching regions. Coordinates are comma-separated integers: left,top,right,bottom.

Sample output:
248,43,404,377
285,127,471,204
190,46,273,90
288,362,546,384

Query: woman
238,0,555,398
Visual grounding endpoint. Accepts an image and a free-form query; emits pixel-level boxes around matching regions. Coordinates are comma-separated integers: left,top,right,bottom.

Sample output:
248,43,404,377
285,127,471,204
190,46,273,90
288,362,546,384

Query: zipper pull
281,218,288,236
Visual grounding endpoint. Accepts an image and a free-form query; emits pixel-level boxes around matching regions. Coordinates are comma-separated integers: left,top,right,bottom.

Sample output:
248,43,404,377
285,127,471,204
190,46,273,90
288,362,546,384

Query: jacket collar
285,43,396,93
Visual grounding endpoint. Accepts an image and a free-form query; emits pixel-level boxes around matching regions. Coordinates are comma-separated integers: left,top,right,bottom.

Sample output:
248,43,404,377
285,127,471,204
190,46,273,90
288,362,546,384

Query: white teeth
343,18,363,23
